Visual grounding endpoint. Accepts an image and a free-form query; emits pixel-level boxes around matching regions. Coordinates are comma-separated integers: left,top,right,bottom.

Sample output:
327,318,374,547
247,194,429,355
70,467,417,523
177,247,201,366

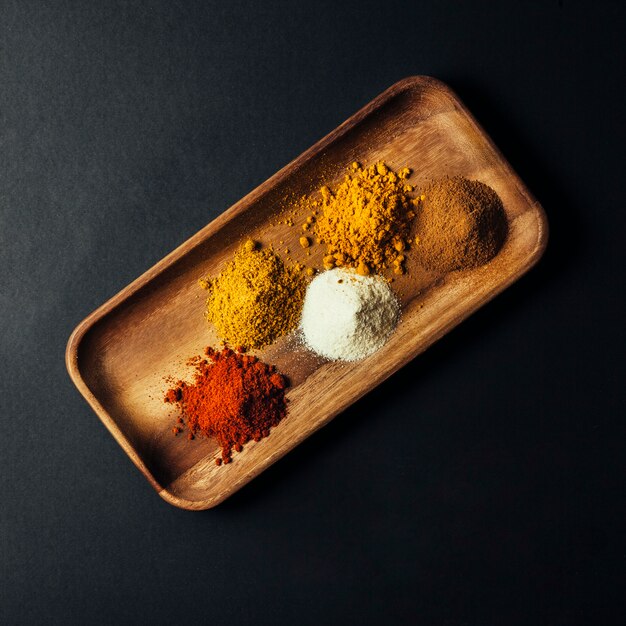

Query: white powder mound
300,268,400,361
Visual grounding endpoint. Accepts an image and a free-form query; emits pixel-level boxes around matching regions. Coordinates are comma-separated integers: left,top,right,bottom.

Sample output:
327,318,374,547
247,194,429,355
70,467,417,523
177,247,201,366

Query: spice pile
414,177,508,272
300,268,399,361
165,347,289,465
306,161,417,276
200,239,305,349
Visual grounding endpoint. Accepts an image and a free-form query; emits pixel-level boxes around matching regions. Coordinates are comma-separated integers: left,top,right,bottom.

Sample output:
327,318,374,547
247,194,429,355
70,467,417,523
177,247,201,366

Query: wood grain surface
66,76,548,510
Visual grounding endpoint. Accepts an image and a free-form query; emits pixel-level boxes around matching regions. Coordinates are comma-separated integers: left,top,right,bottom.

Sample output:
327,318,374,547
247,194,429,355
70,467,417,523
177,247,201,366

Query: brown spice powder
414,177,508,273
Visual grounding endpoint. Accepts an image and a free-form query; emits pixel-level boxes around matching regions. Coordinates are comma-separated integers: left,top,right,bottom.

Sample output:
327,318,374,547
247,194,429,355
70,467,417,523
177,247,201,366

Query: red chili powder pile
164,347,289,465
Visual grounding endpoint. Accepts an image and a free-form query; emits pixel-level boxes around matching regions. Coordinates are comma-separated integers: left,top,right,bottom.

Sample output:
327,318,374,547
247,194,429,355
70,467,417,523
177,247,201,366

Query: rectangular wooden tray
66,76,548,510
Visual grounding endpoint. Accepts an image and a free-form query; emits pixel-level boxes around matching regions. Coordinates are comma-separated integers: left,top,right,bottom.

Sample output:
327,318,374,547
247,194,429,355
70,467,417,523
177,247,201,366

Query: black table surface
1,1,624,624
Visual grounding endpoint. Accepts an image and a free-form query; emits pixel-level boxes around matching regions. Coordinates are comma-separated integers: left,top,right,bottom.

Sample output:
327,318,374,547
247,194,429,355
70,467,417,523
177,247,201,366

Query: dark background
1,1,624,624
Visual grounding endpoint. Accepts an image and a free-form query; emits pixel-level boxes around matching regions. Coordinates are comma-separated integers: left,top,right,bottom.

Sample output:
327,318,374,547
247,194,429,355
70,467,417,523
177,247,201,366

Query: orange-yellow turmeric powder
309,161,418,275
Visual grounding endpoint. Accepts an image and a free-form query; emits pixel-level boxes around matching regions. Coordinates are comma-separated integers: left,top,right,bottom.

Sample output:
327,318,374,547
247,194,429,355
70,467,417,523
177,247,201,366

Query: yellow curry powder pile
307,161,417,276
199,239,305,349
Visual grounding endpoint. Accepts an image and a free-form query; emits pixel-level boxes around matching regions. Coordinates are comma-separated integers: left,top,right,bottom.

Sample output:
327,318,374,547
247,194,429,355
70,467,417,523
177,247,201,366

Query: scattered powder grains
300,268,400,361
200,239,305,349
311,161,417,276
164,347,289,465
415,177,508,273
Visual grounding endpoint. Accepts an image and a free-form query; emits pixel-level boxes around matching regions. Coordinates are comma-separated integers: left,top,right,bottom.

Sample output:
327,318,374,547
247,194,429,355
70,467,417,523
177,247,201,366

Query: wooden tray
66,76,548,510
